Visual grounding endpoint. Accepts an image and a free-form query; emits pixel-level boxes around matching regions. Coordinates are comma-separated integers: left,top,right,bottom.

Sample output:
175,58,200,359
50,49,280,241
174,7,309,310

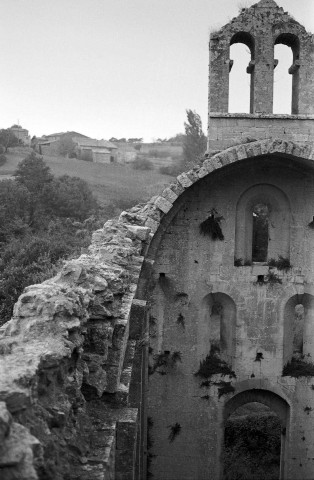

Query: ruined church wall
146,152,314,479
1,139,314,479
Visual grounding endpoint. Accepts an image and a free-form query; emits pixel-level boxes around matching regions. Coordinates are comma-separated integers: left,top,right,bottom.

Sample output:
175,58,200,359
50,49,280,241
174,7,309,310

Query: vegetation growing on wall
149,350,182,375
167,423,181,443
282,356,314,377
199,208,224,241
195,344,235,379
266,271,282,286
267,256,292,272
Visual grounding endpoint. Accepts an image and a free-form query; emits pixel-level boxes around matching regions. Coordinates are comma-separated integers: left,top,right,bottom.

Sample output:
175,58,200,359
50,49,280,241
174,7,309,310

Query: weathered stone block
177,172,193,188
154,196,173,214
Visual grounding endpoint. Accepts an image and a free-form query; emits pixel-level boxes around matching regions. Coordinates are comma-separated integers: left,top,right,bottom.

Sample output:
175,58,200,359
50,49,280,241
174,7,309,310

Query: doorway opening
223,401,281,479
223,390,289,480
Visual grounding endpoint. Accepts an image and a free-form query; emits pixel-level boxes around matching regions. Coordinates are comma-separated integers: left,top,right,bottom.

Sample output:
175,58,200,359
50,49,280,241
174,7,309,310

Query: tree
183,110,207,168
0,180,31,241
58,135,76,157
0,129,20,152
41,175,97,221
14,152,53,195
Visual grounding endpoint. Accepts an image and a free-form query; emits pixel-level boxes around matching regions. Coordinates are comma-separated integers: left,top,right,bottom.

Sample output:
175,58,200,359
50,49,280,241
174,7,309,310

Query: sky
1,0,313,142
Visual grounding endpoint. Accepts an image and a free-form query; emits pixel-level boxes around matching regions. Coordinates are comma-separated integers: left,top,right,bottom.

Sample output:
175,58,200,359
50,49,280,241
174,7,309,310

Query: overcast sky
1,0,313,141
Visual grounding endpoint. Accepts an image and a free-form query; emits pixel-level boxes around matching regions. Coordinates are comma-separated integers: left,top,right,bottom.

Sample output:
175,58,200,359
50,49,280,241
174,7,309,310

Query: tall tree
58,135,76,157
14,152,53,194
183,110,207,168
0,129,20,152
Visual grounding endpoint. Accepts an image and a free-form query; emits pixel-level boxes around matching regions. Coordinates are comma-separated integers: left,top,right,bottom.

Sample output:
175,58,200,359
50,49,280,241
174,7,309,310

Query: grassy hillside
0,147,174,208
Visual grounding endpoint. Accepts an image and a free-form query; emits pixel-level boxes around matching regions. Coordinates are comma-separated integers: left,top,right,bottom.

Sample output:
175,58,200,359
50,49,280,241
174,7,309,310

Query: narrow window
252,204,269,263
293,304,304,354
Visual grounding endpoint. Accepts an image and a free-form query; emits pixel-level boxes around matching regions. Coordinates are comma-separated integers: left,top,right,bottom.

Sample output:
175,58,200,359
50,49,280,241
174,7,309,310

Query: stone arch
146,139,313,237
235,183,291,264
229,32,255,113
274,33,300,114
200,292,236,364
223,388,290,480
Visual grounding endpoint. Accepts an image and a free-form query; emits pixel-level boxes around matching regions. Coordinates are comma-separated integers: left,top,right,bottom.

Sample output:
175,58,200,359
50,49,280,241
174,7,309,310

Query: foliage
0,152,101,326
167,423,181,443
216,381,235,398
223,413,281,480
159,162,183,176
149,149,171,158
265,271,282,286
234,258,243,267
150,351,182,375
0,180,31,242
176,313,185,329
282,356,314,377
195,345,235,379
42,175,97,221
199,208,224,241
14,151,53,194
132,157,153,170
58,135,76,157
267,256,292,272
0,154,7,166
183,109,207,168
0,129,20,152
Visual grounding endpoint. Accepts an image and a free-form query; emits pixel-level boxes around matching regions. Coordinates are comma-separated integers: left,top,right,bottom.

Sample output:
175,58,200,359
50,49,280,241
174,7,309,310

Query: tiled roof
77,139,117,149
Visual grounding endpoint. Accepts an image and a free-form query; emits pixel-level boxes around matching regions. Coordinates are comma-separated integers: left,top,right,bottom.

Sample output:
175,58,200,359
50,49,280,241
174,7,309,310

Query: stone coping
209,113,314,120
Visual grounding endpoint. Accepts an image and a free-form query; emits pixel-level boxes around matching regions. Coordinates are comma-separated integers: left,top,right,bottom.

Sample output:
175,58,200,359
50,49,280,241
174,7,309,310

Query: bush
42,175,97,221
223,413,281,480
149,149,171,158
0,154,7,166
159,163,182,176
132,157,153,170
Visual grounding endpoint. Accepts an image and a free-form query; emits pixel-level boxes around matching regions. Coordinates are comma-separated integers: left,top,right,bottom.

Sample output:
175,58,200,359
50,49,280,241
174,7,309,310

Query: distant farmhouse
36,131,118,164
10,124,31,146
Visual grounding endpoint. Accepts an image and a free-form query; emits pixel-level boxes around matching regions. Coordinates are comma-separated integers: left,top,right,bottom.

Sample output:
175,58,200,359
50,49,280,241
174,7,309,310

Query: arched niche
200,292,236,364
235,184,291,265
223,389,290,480
283,293,314,364
229,32,255,113
274,33,300,114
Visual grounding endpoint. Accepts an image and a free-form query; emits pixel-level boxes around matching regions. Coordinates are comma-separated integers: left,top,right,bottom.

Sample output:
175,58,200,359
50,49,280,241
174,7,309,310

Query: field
0,147,174,208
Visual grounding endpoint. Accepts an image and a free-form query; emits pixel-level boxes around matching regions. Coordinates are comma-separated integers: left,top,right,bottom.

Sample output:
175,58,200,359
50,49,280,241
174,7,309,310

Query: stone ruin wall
1,138,314,480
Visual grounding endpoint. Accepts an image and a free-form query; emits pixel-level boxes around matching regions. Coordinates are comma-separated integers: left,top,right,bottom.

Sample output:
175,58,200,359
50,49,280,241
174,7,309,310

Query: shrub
149,149,171,158
159,163,182,176
0,145,5,154
195,345,235,379
282,357,314,377
41,175,97,221
199,209,224,241
0,154,6,166
267,256,292,272
223,413,281,480
132,157,153,170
